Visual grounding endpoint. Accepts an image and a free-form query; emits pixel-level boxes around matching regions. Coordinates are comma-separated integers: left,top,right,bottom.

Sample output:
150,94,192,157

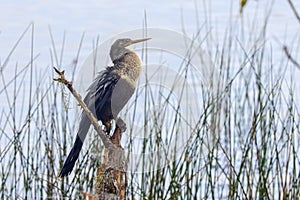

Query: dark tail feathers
59,136,83,177
59,114,91,177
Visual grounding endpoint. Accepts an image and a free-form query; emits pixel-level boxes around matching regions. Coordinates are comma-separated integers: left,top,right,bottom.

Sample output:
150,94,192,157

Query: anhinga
59,38,151,177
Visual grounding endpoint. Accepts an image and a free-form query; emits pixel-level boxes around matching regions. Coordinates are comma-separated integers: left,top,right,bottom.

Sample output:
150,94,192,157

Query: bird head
110,38,151,62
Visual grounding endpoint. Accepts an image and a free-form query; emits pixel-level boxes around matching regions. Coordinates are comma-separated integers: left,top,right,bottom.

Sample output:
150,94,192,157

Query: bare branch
53,67,114,149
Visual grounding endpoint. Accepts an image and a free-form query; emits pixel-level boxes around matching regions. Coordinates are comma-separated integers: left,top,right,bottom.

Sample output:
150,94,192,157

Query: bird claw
102,122,112,135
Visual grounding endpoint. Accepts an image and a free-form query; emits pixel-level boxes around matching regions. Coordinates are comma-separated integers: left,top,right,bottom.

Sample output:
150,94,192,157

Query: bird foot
102,122,112,135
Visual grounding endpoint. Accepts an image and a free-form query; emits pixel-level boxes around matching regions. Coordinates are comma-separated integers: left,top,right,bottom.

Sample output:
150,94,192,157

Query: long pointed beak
128,38,151,46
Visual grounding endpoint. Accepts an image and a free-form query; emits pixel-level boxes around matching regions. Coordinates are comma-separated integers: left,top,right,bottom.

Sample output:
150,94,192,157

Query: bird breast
116,51,143,83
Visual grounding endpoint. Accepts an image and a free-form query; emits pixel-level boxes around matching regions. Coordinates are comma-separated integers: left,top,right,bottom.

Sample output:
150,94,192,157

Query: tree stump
94,126,127,200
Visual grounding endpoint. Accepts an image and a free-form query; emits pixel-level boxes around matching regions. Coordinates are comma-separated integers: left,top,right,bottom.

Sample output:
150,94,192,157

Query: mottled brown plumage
59,38,151,177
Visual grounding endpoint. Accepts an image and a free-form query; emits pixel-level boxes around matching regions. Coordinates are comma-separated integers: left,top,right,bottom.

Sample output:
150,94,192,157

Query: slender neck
110,47,130,63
